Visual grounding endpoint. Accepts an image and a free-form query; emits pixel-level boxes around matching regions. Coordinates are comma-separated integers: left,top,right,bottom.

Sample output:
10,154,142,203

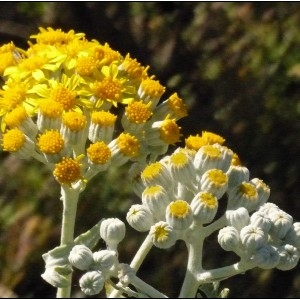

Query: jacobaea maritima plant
0,27,299,298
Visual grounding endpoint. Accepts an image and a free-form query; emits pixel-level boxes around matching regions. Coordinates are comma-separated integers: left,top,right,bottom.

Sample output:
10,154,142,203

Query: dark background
0,2,300,298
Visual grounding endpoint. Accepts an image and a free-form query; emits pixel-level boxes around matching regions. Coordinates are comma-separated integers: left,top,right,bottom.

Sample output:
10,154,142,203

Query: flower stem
56,185,80,298
108,234,153,298
179,231,205,298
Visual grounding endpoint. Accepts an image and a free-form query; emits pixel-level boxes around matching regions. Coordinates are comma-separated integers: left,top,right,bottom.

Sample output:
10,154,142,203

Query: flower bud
194,144,232,175
79,271,105,295
126,204,154,232
149,221,177,249
250,211,271,233
250,178,270,207
68,245,94,271
226,165,249,188
227,181,258,212
166,200,193,230
251,244,280,269
284,222,300,248
200,169,228,199
225,207,250,231
268,209,293,239
191,192,218,224
276,244,300,271
218,226,240,252
142,185,170,220
240,225,267,254
100,218,126,249
93,250,117,271
258,202,279,217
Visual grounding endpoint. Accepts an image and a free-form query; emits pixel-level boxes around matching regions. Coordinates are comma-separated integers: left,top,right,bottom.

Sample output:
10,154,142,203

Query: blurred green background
0,2,300,298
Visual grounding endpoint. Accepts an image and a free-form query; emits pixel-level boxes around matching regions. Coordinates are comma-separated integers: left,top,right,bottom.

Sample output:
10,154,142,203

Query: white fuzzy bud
268,209,293,239
68,245,94,271
284,222,300,248
227,181,259,212
93,250,117,271
166,200,193,230
226,165,250,188
191,192,218,224
79,271,105,295
250,178,270,207
251,244,280,269
250,211,272,233
100,218,126,249
258,202,279,217
240,225,267,254
149,221,177,249
142,185,170,220
226,207,250,231
276,244,300,271
200,168,228,199
126,204,154,232
218,226,240,252
194,144,232,175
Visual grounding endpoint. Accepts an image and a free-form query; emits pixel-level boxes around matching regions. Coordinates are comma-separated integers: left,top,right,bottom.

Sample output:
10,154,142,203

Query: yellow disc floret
170,152,188,168
185,134,206,151
122,54,148,80
239,182,257,198
91,111,117,127
62,111,86,131
93,78,122,102
159,119,181,144
202,131,225,145
199,192,218,208
169,200,190,218
76,55,97,76
168,93,188,118
154,224,169,242
141,162,163,180
202,145,222,159
207,169,228,186
117,133,140,157
87,141,111,164
143,185,163,196
0,84,27,112
53,157,82,185
50,86,77,110
30,27,84,45
140,78,165,99
2,128,25,152
125,101,152,124
39,99,64,119
4,106,28,128
37,130,64,154
231,153,241,166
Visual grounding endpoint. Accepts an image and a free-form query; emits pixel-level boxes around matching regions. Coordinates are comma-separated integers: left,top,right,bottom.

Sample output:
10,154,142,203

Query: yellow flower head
50,85,77,111
37,130,64,154
30,27,85,45
116,133,140,157
53,156,82,185
125,101,152,124
91,111,117,127
4,105,28,128
159,119,181,144
2,128,25,152
62,111,86,131
87,141,111,164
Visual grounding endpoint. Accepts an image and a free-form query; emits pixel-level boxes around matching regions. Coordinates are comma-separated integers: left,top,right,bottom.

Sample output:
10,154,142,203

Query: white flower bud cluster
68,219,125,296
219,203,300,270
126,141,300,272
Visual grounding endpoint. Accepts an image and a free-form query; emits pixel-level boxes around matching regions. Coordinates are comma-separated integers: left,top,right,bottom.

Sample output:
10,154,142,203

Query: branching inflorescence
0,28,299,298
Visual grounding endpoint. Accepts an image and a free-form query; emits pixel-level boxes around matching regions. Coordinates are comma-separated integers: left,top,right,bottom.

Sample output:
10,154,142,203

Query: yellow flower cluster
0,27,188,186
